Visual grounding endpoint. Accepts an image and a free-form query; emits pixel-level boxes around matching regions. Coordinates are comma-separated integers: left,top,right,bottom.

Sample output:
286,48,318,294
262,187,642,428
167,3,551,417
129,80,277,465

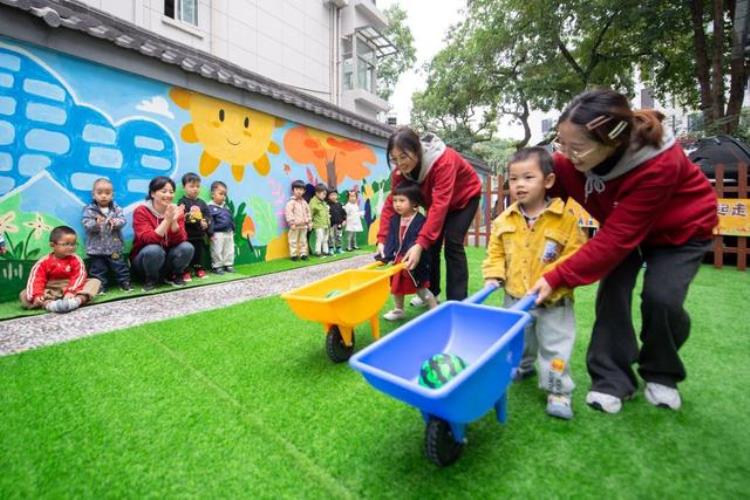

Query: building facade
76,0,393,120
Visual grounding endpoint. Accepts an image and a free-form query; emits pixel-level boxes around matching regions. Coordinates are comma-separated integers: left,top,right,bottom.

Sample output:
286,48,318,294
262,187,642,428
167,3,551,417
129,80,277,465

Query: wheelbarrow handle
464,282,500,305
510,293,539,312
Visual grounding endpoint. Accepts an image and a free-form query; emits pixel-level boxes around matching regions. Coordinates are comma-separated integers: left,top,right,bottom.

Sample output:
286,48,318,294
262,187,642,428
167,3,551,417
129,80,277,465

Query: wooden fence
467,166,749,271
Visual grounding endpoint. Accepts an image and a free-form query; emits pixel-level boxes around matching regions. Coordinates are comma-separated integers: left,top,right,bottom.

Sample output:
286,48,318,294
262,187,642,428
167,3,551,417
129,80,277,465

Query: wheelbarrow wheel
424,418,464,467
325,326,354,363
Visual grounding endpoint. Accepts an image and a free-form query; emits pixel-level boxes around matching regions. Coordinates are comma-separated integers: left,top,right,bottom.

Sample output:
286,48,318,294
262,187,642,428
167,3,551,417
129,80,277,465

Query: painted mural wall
0,37,391,299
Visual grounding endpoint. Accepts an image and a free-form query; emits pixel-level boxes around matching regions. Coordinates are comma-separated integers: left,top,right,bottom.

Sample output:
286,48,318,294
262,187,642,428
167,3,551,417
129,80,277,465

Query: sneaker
644,382,682,410
291,256,299,262
213,267,225,275
45,297,80,314
353,245,359,249
98,288,107,296
120,282,134,292
546,394,574,420
182,271,193,282
512,367,536,382
301,255,308,261
142,281,157,292
195,268,207,279
63,297,81,312
585,391,623,414
224,266,235,273
410,295,429,309
164,274,186,287
383,308,406,321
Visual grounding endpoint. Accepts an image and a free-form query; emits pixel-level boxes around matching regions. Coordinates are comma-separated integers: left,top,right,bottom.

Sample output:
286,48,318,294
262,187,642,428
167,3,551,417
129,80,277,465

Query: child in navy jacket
379,182,438,321
207,181,235,274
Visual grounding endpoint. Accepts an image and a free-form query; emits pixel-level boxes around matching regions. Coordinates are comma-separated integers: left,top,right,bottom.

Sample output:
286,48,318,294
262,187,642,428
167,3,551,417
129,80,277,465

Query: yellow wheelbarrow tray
281,261,406,362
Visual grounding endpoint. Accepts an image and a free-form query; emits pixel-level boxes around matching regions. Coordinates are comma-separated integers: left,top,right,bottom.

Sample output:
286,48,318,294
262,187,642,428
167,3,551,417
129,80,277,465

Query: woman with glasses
531,89,717,414
377,127,482,302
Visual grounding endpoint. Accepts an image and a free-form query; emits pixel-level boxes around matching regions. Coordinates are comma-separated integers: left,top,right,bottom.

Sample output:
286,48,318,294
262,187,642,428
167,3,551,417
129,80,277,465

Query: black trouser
587,239,710,397
187,238,206,270
88,254,131,289
427,196,480,301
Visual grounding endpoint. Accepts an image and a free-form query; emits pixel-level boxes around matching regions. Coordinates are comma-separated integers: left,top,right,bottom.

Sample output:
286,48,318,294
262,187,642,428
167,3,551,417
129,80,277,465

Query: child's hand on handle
484,278,502,288
402,244,423,271
376,242,385,257
529,277,553,305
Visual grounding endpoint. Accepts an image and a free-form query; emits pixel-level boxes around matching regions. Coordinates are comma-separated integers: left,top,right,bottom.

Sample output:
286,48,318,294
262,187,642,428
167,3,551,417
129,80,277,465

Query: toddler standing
178,172,212,281
327,189,346,255
21,226,101,313
308,183,331,257
207,181,235,274
343,190,364,251
482,147,585,420
285,179,312,261
380,182,438,321
81,178,132,293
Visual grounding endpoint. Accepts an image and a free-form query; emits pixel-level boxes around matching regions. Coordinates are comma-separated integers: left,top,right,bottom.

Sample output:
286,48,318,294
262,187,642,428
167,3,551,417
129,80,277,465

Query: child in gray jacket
82,178,132,293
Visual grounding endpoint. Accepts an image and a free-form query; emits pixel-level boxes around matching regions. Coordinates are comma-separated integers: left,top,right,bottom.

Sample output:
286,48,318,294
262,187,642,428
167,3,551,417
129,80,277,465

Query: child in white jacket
343,190,364,251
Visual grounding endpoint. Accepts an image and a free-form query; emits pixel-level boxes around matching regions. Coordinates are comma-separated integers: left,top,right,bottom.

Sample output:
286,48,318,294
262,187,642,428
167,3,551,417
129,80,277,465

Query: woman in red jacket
131,176,194,291
531,89,717,414
377,127,482,301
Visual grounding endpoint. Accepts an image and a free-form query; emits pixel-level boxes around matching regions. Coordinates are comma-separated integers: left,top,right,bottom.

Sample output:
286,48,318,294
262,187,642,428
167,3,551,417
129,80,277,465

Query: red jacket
25,253,88,301
545,144,717,290
378,147,482,249
130,204,188,261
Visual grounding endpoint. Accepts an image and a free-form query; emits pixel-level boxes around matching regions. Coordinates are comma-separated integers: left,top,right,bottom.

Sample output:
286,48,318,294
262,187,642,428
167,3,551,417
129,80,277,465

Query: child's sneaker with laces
182,271,193,282
224,266,235,273
383,308,406,321
546,394,573,420
195,268,207,279
585,391,623,414
644,382,681,410
409,295,429,309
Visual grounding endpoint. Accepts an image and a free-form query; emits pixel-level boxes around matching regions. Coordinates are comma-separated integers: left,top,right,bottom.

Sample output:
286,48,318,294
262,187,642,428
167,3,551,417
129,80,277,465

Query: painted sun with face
170,88,284,181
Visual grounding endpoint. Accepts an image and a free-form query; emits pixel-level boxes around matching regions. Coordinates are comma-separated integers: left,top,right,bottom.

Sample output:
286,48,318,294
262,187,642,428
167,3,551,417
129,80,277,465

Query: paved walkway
0,255,373,357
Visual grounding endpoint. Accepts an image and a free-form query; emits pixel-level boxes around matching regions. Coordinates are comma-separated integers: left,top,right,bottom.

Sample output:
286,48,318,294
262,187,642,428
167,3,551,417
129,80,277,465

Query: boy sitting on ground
20,226,101,313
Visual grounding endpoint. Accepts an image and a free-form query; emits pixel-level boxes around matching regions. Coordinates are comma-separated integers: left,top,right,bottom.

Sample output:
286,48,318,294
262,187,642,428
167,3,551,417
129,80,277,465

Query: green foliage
378,4,417,102
247,196,277,246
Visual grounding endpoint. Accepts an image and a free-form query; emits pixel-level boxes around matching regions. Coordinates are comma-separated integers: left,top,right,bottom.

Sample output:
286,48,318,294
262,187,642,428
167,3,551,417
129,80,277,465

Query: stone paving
0,254,373,357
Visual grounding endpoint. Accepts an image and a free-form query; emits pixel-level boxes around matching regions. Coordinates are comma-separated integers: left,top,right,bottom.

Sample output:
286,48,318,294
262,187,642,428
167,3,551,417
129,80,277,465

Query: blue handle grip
465,283,500,305
510,293,538,312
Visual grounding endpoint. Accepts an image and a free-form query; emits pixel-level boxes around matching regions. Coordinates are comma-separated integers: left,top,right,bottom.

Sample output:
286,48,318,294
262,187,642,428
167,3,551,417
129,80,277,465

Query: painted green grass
0,247,373,321
0,247,748,497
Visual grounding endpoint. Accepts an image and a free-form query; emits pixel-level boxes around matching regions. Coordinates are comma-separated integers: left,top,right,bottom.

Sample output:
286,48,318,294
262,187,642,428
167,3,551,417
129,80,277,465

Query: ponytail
632,109,665,149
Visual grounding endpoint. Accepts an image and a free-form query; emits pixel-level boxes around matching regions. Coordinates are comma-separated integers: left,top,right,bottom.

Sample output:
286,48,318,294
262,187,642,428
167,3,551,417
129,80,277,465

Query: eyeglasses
388,153,414,165
551,140,597,162
54,242,78,248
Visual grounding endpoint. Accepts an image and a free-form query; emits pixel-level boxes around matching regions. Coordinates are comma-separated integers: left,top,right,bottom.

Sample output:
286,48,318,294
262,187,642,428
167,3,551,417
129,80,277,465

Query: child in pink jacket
285,180,312,260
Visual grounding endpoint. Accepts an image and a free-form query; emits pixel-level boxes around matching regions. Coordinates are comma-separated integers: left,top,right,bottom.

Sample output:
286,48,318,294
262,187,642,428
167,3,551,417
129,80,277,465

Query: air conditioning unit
325,0,349,7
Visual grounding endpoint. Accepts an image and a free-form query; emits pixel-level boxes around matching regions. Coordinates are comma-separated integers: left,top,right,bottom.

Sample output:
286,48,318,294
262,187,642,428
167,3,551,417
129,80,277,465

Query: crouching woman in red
130,176,194,291
531,89,718,414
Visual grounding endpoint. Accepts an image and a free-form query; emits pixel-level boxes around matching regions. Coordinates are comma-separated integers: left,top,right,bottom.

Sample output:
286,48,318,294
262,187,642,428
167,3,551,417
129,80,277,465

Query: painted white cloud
136,96,174,119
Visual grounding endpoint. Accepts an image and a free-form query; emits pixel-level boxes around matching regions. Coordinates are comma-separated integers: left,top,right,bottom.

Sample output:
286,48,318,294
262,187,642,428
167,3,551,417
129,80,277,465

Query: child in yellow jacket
482,147,585,420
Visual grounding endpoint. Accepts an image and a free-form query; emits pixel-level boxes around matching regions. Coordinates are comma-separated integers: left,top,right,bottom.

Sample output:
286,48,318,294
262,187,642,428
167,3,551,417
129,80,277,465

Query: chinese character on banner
716,198,750,236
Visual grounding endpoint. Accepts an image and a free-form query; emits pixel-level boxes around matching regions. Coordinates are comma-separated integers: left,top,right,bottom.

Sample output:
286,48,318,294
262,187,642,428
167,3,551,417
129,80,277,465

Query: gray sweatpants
505,294,576,396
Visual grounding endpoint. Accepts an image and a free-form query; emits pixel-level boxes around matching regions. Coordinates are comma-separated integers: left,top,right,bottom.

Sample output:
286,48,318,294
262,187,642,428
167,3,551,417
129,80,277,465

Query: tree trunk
326,153,337,190
726,0,748,133
514,100,531,149
690,0,716,129
711,0,727,132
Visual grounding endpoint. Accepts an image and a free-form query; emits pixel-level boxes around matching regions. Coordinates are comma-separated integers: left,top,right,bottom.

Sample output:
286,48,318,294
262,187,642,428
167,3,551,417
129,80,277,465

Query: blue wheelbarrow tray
349,286,535,443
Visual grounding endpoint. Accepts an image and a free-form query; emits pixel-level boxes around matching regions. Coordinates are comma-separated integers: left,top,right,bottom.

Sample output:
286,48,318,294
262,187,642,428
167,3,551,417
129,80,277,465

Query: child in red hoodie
20,226,101,313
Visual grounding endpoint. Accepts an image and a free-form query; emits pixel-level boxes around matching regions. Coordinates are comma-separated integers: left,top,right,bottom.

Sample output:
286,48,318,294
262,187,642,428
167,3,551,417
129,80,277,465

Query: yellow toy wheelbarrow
281,261,406,363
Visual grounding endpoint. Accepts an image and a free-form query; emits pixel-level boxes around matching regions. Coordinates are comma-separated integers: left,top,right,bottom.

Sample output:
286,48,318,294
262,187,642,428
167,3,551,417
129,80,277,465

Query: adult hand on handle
402,244,423,271
376,242,385,258
529,277,553,305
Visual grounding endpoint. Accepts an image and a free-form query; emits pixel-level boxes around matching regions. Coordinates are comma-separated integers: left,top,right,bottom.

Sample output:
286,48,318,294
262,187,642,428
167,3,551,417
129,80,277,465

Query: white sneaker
585,391,623,414
383,309,406,321
409,296,428,308
644,382,682,410
546,394,574,420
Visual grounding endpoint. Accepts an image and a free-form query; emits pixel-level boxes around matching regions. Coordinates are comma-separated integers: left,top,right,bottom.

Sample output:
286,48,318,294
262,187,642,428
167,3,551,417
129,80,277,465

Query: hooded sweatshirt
545,130,717,290
130,201,188,261
377,134,482,250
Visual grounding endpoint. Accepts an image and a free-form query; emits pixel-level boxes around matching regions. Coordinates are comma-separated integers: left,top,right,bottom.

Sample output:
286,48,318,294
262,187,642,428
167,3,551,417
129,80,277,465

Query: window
164,0,197,26
342,35,377,94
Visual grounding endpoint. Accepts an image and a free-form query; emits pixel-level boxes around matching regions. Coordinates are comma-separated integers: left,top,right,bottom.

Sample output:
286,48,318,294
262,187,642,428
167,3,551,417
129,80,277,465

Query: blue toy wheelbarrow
349,283,536,466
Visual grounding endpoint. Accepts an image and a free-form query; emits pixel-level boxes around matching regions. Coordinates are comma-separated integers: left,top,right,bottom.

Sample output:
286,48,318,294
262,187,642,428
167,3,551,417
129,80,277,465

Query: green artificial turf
0,247,373,321
0,247,748,497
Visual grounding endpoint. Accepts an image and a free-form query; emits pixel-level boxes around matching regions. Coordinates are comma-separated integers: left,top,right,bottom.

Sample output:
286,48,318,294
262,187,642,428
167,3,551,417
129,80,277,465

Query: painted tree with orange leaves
283,127,376,188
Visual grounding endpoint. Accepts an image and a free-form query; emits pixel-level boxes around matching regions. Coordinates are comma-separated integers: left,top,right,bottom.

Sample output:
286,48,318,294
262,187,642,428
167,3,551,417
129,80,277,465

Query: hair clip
585,115,613,130
608,121,628,140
